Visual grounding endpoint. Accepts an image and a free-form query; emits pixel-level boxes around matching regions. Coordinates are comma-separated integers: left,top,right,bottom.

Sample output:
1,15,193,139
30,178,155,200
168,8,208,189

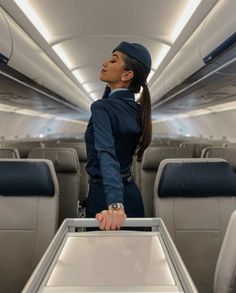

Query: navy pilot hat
112,41,152,72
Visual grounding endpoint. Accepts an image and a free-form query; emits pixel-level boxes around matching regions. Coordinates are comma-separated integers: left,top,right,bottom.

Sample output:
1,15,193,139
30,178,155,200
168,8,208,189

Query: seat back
180,142,212,157
202,147,236,172
42,141,88,205
28,148,80,225
0,159,58,293
214,210,236,293
154,158,236,293
1,141,42,158
141,147,192,217
0,147,20,158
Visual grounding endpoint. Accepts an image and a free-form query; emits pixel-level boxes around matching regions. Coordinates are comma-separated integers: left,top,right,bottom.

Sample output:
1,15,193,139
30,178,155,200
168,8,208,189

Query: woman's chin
99,75,107,82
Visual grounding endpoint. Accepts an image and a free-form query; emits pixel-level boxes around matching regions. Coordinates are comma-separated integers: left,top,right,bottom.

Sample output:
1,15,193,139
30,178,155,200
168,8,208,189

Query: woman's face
100,51,132,89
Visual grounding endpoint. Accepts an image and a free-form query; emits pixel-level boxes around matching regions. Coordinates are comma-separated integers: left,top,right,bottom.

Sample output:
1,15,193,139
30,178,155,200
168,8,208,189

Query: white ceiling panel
60,35,170,70
74,65,101,84
26,0,190,45
0,0,218,112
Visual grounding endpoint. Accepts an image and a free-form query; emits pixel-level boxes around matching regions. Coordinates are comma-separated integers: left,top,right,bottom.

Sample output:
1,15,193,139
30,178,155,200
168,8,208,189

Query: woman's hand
96,209,127,230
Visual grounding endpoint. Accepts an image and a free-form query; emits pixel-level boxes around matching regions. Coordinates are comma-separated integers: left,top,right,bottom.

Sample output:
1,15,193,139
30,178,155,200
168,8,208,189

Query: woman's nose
103,60,108,68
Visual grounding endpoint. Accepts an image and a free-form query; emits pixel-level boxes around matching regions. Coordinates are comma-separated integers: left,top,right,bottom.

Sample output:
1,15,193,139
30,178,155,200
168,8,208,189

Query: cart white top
41,231,183,292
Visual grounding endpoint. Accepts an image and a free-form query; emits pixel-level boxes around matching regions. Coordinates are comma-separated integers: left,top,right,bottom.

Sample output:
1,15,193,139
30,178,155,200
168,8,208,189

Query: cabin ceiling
0,0,226,120
153,44,236,119
0,63,89,120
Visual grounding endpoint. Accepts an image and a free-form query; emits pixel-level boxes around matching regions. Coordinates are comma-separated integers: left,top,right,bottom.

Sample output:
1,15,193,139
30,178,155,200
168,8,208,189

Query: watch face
112,203,118,209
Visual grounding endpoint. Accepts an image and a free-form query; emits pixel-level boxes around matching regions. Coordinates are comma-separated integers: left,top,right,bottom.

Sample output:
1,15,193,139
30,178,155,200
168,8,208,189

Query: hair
123,54,152,160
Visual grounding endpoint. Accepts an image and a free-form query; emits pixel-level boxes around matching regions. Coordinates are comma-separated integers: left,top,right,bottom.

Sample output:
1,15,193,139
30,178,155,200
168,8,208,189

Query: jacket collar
108,89,135,100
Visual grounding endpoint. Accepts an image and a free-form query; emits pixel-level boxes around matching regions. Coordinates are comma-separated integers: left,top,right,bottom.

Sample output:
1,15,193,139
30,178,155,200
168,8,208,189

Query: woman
85,41,152,230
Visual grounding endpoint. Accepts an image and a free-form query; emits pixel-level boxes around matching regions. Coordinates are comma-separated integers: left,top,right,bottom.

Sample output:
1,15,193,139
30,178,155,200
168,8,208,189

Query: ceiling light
14,0,52,42
15,109,40,116
55,117,82,124
72,70,86,84
207,101,236,112
83,83,92,93
52,44,74,70
38,113,55,119
188,109,211,116
90,93,98,100
170,0,202,42
0,104,19,112
147,70,155,83
154,45,171,70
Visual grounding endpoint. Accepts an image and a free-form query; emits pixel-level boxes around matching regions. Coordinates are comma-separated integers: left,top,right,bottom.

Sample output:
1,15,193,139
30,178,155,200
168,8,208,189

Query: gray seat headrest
158,161,236,197
142,147,192,170
28,148,80,172
0,160,55,196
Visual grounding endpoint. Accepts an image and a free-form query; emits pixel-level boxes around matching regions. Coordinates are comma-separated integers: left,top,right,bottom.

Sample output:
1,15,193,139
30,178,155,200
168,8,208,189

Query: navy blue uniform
85,89,145,217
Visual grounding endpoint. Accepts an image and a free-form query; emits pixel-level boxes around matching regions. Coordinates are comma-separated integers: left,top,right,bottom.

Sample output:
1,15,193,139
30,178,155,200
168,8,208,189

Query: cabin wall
1,108,236,142
153,109,236,142
0,111,87,140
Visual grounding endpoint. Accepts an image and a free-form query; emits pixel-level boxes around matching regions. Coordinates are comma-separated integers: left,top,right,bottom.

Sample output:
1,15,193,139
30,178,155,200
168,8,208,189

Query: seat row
0,159,58,293
0,144,88,226
147,157,236,292
132,146,236,217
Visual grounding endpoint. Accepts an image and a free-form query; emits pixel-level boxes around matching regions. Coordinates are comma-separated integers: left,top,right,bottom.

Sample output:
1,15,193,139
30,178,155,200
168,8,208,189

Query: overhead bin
200,0,236,63
152,0,236,104
0,8,89,111
0,9,12,63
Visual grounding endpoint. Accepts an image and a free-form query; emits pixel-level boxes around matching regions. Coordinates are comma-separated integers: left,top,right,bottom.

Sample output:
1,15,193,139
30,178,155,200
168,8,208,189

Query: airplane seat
0,159,58,293
202,147,236,172
214,210,236,293
72,142,88,207
132,155,142,189
140,146,193,217
0,147,20,158
1,141,42,158
154,158,236,293
180,142,213,157
28,148,80,225
42,141,88,206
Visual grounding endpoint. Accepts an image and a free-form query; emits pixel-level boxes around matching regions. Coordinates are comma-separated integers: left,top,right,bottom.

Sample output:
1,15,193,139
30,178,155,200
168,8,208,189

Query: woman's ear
121,70,134,82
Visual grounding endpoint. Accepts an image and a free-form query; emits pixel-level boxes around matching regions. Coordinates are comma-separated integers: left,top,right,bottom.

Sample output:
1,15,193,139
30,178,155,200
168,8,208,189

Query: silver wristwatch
108,203,124,210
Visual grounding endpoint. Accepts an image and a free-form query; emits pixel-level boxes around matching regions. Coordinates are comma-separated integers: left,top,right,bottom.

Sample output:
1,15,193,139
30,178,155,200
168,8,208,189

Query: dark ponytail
136,85,152,160
123,54,152,160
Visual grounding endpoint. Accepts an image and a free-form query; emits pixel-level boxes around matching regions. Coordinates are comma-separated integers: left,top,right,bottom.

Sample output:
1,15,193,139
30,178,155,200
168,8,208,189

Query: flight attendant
85,41,152,230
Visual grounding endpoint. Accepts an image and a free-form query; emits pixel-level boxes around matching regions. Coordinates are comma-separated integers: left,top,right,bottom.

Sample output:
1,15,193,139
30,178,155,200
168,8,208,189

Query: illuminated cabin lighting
155,100,236,123
15,0,202,107
38,113,55,119
15,109,40,116
0,103,19,112
90,93,98,100
72,70,87,84
154,46,171,70
52,44,74,70
14,0,52,42
83,83,93,93
147,70,155,83
152,0,201,71
170,0,202,42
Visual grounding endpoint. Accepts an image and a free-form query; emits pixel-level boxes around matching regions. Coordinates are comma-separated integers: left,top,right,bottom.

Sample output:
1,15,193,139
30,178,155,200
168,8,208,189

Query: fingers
95,210,126,230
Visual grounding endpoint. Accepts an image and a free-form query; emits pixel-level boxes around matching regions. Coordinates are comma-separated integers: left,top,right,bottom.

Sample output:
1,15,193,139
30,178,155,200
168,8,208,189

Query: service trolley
22,218,198,293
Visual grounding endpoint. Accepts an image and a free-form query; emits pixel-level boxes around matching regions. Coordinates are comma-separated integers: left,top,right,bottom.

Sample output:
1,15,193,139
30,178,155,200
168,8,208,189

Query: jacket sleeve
91,101,123,206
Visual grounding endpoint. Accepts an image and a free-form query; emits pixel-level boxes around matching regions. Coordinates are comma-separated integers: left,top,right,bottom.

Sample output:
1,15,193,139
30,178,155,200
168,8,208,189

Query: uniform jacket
85,89,141,205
